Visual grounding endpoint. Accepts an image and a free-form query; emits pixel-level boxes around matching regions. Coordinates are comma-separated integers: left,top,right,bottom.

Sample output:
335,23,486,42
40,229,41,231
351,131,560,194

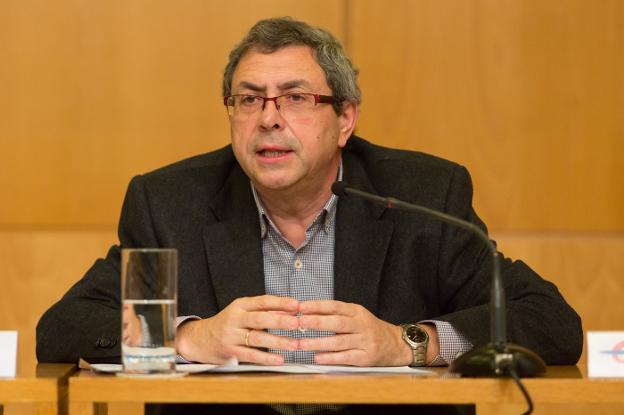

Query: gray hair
222,17,361,114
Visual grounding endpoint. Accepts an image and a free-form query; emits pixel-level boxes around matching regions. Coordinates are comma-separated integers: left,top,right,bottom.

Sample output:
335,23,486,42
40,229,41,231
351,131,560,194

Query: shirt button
294,259,303,269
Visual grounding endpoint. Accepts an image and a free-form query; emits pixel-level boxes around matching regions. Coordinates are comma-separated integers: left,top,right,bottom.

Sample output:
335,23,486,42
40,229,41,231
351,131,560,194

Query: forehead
231,45,330,93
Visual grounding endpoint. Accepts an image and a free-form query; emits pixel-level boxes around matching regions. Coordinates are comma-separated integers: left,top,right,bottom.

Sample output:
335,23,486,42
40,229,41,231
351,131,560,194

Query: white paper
90,358,432,376
307,364,430,374
0,331,18,377
587,331,624,378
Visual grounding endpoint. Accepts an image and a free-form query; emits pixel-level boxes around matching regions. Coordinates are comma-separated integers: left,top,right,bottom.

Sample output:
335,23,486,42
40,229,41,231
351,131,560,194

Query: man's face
228,45,357,195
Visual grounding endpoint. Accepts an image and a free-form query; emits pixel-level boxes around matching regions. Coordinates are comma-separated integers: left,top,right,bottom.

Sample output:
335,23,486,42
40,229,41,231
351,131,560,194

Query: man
37,16,582,413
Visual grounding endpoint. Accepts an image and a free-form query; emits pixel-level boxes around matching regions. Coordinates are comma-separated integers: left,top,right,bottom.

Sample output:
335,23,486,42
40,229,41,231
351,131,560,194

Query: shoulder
345,135,462,171
143,144,236,179
118,144,245,232
129,144,239,196
343,136,471,204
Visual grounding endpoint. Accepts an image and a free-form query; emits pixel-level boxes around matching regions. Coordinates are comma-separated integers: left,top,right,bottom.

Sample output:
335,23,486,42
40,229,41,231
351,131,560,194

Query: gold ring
245,330,251,347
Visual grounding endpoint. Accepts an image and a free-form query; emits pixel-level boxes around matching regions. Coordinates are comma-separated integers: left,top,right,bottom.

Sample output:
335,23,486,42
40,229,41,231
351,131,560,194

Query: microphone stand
332,182,546,377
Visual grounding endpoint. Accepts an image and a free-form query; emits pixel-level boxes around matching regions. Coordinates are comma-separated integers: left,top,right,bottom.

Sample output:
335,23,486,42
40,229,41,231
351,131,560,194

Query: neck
260,184,333,222
254,158,340,247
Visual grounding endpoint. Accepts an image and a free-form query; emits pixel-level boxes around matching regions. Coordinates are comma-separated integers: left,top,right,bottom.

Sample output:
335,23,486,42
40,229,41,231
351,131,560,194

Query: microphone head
331,181,349,197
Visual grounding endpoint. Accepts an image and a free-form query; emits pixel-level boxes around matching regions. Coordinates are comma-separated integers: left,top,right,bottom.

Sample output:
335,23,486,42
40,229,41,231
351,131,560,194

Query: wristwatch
400,324,429,367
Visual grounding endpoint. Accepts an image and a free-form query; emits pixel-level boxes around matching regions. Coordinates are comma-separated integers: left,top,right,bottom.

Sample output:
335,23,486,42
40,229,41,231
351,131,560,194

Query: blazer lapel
202,166,265,310
334,151,394,315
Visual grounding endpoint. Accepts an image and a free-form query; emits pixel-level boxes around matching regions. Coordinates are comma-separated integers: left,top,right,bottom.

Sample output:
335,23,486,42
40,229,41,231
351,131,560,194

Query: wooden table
68,365,624,415
0,364,76,415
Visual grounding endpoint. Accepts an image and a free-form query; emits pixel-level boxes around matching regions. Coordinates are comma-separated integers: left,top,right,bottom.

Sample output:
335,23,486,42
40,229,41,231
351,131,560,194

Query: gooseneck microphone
331,181,546,377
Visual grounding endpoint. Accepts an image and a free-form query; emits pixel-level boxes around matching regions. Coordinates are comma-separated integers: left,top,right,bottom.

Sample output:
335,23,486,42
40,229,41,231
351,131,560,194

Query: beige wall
1,0,622,230
1,2,622,410
0,0,348,227
351,0,623,232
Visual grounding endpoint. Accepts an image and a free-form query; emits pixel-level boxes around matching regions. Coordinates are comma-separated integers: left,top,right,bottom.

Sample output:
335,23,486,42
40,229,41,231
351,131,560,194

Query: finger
298,314,355,333
234,346,286,365
299,334,354,352
270,310,300,316
299,300,356,316
238,295,299,313
314,349,367,366
243,311,300,331
246,330,299,352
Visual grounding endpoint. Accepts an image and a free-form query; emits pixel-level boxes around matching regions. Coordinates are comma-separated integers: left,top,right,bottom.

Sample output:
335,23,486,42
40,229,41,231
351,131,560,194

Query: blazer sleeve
434,165,583,365
36,175,158,363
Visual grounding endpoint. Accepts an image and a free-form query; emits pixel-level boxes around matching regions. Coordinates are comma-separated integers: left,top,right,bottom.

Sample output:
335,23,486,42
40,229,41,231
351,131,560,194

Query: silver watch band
412,344,426,366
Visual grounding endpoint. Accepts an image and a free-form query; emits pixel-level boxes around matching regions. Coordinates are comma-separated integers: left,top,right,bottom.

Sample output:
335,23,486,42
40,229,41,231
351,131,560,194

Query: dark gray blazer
36,136,582,364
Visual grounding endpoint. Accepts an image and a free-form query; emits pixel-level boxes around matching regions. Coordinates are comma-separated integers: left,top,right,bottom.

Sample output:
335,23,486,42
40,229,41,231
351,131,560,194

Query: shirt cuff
419,320,473,366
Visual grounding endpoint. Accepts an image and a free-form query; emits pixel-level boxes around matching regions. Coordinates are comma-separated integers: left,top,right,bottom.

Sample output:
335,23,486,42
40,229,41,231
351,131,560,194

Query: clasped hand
176,295,411,367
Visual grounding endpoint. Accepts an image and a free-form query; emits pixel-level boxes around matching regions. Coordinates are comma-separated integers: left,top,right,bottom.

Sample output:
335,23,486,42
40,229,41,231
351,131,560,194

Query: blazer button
95,337,111,348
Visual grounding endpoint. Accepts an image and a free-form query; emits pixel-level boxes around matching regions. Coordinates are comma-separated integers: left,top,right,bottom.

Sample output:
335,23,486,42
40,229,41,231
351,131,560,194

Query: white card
587,331,624,378
0,331,18,377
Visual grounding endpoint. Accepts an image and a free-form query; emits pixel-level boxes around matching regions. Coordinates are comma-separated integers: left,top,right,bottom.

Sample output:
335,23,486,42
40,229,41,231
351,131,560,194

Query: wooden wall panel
0,0,347,227
1,1,621,231
349,0,624,231
0,229,117,373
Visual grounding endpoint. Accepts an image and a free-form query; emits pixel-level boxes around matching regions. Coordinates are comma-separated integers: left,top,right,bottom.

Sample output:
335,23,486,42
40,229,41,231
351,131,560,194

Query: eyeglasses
223,93,336,117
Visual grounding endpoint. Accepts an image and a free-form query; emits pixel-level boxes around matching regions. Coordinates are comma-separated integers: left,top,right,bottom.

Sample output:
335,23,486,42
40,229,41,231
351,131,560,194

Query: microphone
331,181,546,377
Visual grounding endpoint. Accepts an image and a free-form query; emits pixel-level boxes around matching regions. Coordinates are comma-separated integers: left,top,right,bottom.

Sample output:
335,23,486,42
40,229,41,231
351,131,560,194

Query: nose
259,98,284,130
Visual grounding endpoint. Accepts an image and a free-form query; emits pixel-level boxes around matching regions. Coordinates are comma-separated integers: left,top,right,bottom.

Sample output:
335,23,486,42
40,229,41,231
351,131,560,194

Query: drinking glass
121,248,177,374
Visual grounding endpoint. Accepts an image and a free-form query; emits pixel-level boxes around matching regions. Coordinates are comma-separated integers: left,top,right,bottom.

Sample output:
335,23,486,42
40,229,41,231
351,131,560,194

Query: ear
337,102,359,148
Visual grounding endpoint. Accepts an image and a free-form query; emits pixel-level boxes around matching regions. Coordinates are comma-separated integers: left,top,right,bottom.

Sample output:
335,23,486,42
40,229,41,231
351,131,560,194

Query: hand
297,300,429,367
122,304,144,347
176,295,300,365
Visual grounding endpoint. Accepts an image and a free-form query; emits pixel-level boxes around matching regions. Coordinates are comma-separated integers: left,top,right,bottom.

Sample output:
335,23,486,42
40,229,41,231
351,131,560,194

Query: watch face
406,325,427,343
